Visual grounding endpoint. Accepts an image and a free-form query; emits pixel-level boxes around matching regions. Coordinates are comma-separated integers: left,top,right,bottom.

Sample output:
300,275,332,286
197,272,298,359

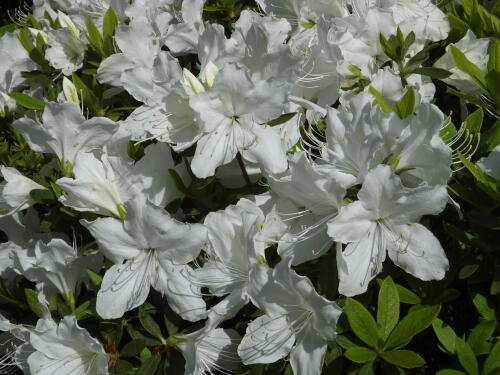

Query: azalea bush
0,0,499,374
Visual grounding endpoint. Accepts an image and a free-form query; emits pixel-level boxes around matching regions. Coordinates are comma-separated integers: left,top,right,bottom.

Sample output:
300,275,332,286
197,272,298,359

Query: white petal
336,225,385,297
327,201,375,244
238,314,295,364
152,260,206,322
82,218,140,264
96,252,151,319
388,223,449,281
290,330,328,375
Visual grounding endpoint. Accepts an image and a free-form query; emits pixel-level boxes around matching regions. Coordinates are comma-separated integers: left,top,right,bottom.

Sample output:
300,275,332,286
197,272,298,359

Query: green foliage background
0,0,500,375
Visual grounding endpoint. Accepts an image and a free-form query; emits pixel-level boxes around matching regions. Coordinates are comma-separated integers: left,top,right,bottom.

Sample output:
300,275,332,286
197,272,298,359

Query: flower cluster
0,0,499,374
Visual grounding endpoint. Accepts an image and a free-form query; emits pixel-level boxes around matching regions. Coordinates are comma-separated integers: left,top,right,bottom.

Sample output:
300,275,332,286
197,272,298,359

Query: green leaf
29,188,55,204
135,355,160,375
450,45,487,92
139,309,165,342
379,33,398,62
377,276,400,341
484,341,500,375
24,289,43,318
87,269,103,287
395,87,416,119
85,16,104,56
73,300,93,319
486,70,500,105
432,318,457,353
480,119,500,153
0,24,17,38
412,67,452,79
489,39,500,73
385,304,441,349
464,108,483,134
436,370,467,375
344,298,381,348
102,7,118,39
10,93,46,111
467,320,495,355
369,86,394,114
344,347,377,363
113,359,134,374
102,7,118,56
459,156,500,202
267,112,297,126
446,87,495,111
120,338,148,357
395,284,421,304
71,74,100,111
380,350,425,369
455,337,479,375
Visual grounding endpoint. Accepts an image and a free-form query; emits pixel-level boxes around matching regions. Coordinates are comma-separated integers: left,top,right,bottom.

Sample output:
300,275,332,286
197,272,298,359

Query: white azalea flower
82,195,208,320
238,260,342,375
0,31,37,95
174,324,241,375
1,286,107,375
434,30,490,95
268,151,346,265
0,166,45,216
328,165,449,296
14,238,102,305
189,63,288,178
380,0,450,42
57,143,184,218
27,316,109,375
478,145,500,180
192,201,268,326
45,28,87,75
322,92,452,187
164,0,206,54
13,102,117,174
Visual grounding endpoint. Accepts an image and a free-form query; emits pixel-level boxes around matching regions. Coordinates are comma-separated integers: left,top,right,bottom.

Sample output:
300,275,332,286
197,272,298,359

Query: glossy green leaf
377,276,400,341
484,341,500,375
139,309,165,342
344,347,377,363
120,338,148,357
10,93,46,111
455,337,479,375
412,67,452,79
380,350,425,369
450,45,487,92
344,298,381,348
467,319,495,355
395,86,416,119
24,289,43,318
432,318,457,353
385,304,441,349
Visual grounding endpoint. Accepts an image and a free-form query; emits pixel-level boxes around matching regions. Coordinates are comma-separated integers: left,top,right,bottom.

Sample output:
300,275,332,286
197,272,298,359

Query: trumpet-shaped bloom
13,238,102,300
434,30,490,95
176,324,241,375
57,143,183,218
27,316,109,375
0,167,45,216
13,102,117,171
328,165,449,296
478,146,500,179
192,201,267,326
238,260,341,375
45,28,87,75
268,152,346,265
189,63,288,178
82,195,208,320
323,92,452,187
